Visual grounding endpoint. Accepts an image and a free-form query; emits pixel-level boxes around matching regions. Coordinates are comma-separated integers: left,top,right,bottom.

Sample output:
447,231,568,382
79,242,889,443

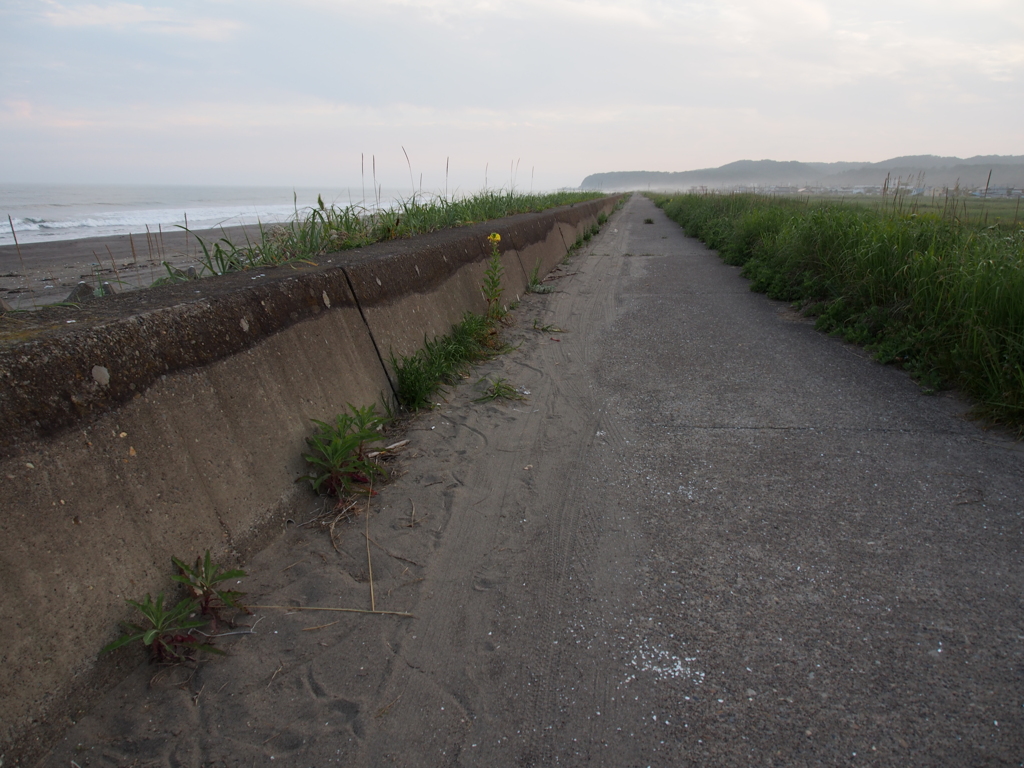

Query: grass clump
392,313,498,410
474,377,526,402
532,318,564,333
526,260,556,294
652,192,1024,431
161,190,606,283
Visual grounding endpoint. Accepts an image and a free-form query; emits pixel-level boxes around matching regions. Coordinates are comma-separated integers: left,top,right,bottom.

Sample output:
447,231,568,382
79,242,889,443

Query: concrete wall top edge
316,199,611,307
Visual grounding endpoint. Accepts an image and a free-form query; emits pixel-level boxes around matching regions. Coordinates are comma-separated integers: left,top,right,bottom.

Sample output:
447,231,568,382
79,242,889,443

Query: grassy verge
650,192,1024,433
802,193,1022,229
162,190,605,282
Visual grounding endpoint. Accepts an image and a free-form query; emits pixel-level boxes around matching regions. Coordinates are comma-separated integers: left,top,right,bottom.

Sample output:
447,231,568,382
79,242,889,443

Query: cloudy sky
1,0,1021,191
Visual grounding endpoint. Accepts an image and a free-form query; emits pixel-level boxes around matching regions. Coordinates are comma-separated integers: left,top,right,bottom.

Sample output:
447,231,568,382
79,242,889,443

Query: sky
1,0,1022,191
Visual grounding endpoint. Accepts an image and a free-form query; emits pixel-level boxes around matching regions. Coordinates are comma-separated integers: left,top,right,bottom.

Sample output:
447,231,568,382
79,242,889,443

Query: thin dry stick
366,439,409,459
263,721,297,745
363,532,423,567
184,212,190,259
8,215,34,310
145,225,156,284
366,480,376,611
402,498,428,528
328,500,358,552
294,497,335,527
250,605,413,618
301,620,340,631
105,245,121,288
267,661,284,688
375,694,402,718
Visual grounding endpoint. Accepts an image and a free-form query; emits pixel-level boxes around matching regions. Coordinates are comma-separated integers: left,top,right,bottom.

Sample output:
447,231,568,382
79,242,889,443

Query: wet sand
0,224,264,310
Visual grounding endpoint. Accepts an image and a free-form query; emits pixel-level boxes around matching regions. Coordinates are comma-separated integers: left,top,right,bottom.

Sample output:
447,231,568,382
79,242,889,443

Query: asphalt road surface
44,194,1023,767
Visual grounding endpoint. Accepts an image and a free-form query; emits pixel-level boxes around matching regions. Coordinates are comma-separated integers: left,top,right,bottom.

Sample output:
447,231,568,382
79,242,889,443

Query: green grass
802,193,1023,229
651,192,1024,432
163,190,606,282
391,313,500,410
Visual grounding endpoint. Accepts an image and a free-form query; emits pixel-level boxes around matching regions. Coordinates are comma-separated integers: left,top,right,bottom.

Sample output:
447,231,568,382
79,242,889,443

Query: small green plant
483,232,506,322
302,404,387,496
172,550,248,627
474,377,526,402
532,318,565,333
102,592,218,664
527,262,555,294
598,212,608,225
528,261,541,289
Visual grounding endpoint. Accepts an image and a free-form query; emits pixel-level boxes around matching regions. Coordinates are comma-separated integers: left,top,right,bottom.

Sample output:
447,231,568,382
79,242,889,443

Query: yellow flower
488,233,501,244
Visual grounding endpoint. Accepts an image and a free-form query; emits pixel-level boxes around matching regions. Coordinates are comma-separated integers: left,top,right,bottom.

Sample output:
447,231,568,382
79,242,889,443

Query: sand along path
44,194,1022,766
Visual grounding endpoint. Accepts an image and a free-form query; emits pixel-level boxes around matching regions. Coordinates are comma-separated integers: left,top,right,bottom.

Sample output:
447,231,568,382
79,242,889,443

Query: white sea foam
0,184,411,247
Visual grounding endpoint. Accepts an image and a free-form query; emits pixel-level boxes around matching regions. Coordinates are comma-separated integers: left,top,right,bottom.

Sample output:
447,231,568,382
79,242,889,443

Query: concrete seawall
0,195,620,765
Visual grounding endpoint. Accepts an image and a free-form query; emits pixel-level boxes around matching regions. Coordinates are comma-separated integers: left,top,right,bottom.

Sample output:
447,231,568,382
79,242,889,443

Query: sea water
0,184,410,247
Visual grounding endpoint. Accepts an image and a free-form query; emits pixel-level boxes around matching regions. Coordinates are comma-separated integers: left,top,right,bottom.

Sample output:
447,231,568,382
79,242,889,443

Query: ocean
0,184,410,247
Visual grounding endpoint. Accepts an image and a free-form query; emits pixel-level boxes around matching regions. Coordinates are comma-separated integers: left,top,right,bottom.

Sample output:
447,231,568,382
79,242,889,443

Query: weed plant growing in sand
301,404,388,496
104,550,250,663
526,262,554,294
172,550,248,629
160,190,604,283
474,377,526,402
483,232,507,322
651,192,1024,431
103,592,219,663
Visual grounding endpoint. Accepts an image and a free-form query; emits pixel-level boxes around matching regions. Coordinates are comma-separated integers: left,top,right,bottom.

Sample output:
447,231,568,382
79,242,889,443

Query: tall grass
165,190,604,281
652,192,1024,432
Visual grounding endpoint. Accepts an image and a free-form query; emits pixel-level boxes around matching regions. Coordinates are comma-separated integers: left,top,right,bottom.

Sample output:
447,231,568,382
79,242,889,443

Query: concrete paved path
45,194,1023,767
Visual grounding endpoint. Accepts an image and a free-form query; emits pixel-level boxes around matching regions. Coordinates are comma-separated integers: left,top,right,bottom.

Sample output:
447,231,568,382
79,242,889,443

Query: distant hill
581,155,1024,192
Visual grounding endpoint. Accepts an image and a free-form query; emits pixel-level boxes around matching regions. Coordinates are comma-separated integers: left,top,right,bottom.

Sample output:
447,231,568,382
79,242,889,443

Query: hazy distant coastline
581,155,1024,195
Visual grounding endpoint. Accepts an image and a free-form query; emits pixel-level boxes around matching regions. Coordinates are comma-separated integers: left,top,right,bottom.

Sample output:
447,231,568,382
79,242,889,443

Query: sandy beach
0,223,265,310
